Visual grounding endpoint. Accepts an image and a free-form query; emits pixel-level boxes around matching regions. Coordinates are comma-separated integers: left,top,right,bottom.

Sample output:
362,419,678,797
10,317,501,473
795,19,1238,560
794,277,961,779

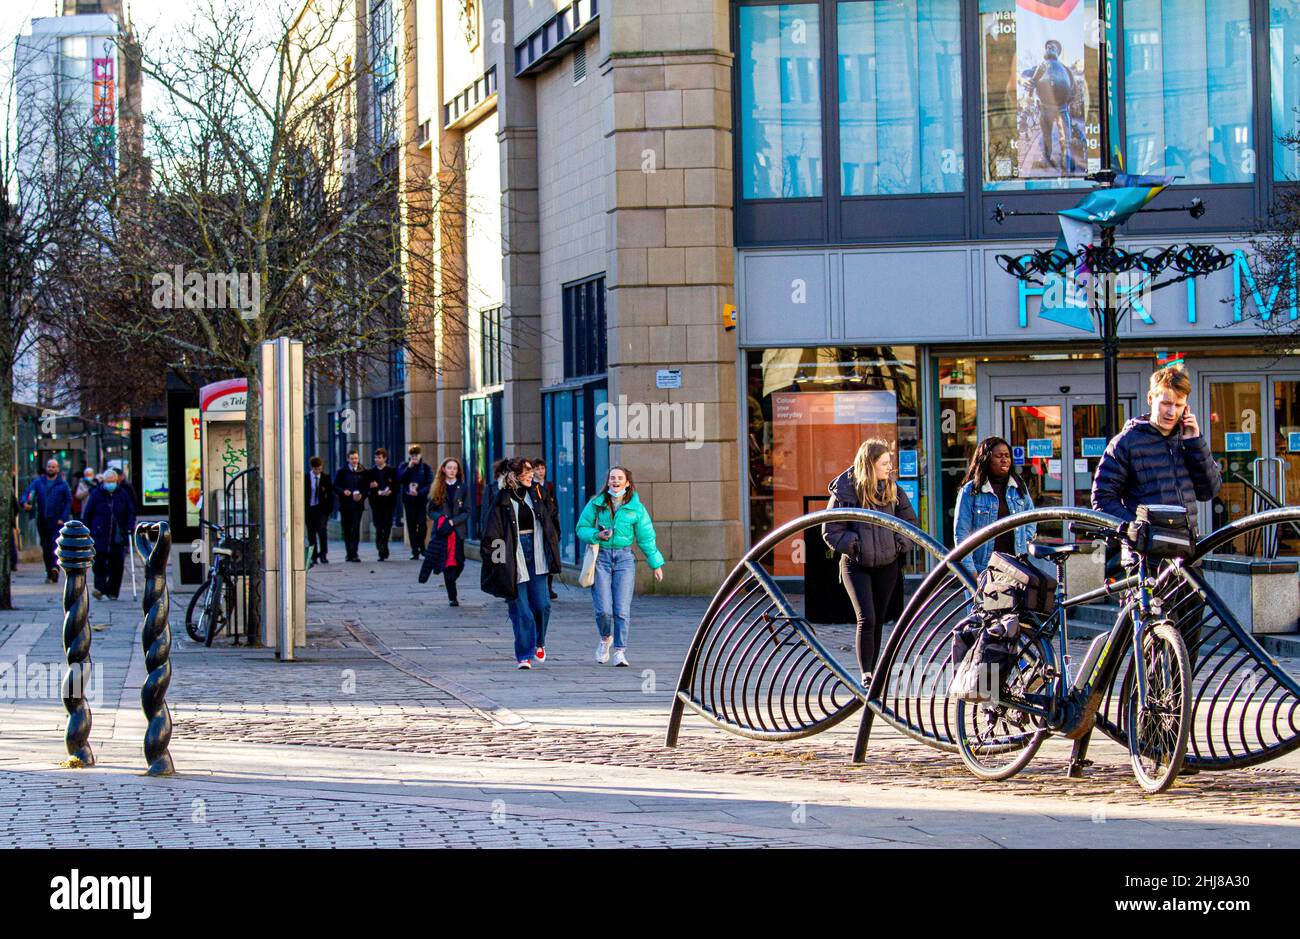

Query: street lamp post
993,191,1229,442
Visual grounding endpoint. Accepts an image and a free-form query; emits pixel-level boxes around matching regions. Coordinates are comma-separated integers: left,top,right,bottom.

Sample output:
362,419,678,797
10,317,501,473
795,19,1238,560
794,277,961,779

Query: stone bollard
56,520,96,767
134,522,175,776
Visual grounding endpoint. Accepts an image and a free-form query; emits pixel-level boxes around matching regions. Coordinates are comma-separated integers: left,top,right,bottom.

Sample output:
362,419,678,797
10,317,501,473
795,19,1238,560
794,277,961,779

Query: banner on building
985,0,1098,183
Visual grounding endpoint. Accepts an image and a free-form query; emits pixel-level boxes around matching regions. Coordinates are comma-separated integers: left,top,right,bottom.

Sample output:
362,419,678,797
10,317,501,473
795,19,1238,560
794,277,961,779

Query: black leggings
839,557,899,674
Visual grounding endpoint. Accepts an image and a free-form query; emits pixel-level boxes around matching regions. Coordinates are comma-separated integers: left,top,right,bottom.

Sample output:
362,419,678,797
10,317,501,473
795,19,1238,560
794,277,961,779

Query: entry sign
898,450,918,478
1012,446,1026,466
1289,432,1300,453
1081,437,1107,458
1225,432,1252,453
897,479,919,505
1027,438,1054,459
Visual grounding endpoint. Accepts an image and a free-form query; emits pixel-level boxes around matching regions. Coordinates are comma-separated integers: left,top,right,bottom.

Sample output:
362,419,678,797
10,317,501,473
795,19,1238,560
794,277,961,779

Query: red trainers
534,647,546,662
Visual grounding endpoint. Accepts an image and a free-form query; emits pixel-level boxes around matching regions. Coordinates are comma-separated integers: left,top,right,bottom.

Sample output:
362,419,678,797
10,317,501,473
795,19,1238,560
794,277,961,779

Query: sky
1,0,285,145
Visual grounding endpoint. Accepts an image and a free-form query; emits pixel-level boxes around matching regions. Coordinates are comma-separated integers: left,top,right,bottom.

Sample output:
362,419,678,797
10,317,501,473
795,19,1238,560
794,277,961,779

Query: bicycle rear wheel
185,577,215,643
954,635,1052,781
1126,620,1192,793
203,575,234,647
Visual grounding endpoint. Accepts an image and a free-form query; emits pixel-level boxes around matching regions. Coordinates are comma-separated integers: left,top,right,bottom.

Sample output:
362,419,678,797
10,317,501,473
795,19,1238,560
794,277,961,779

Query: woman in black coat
425,457,469,605
821,438,917,682
480,458,560,669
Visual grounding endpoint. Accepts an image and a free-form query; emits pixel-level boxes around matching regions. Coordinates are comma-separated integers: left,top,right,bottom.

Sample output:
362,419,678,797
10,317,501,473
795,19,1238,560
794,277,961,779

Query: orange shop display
771,390,898,576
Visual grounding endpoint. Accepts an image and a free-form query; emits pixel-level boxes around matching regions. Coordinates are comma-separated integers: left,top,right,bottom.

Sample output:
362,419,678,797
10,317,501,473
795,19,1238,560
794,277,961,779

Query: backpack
976,551,1056,617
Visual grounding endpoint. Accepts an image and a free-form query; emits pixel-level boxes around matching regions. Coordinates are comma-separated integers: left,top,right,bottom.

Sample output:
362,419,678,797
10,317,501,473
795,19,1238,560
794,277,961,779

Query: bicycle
953,526,1193,793
185,519,239,647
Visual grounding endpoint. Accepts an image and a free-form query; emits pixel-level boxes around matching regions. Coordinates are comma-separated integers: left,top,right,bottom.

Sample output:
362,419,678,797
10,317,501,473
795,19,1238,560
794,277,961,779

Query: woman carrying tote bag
821,438,917,684
575,467,664,667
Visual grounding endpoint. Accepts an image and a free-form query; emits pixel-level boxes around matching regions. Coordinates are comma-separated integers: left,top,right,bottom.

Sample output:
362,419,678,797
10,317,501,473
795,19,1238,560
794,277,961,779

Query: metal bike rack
669,504,1300,775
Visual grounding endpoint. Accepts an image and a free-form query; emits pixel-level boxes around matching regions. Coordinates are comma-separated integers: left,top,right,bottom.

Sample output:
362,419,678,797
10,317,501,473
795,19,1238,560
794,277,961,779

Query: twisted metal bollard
56,520,96,767
135,522,175,776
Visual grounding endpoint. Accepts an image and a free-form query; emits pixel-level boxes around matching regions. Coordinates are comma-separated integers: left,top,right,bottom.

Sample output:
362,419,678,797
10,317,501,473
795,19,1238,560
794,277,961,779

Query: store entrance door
1202,369,1300,555
997,396,1131,528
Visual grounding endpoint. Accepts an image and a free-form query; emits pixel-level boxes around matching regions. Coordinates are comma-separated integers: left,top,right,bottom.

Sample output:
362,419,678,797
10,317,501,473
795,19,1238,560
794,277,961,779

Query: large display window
738,3,824,199
1124,0,1255,185
747,347,924,577
838,0,964,195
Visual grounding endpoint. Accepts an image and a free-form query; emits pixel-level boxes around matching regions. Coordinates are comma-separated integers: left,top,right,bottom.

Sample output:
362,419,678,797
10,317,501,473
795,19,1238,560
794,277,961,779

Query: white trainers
613,649,629,668
595,637,612,664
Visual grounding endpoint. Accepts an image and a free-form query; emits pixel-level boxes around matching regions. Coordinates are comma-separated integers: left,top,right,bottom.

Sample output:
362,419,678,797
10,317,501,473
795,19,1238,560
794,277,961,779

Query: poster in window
983,0,1098,183
771,391,897,576
184,408,202,526
140,427,168,507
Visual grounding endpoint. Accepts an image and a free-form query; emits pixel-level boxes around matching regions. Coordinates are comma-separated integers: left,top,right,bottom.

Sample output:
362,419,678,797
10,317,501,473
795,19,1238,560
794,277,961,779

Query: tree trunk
0,369,14,610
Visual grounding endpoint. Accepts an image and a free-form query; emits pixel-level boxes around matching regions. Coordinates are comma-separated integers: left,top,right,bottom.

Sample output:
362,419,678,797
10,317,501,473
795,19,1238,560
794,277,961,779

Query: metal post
276,338,294,661
135,522,175,776
1099,225,1121,440
56,520,95,767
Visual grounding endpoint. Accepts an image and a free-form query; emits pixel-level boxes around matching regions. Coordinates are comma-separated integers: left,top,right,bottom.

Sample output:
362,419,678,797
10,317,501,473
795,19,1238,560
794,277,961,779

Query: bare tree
59,0,468,622
1246,111,1300,347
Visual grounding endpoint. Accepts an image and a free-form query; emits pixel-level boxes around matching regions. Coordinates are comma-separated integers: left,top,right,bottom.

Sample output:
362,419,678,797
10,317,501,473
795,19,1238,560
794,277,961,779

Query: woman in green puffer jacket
576,466,665,667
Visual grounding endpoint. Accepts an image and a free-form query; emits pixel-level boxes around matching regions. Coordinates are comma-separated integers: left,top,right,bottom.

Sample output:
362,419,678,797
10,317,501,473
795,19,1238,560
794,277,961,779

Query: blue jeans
507,533,551,662
592,546,636,651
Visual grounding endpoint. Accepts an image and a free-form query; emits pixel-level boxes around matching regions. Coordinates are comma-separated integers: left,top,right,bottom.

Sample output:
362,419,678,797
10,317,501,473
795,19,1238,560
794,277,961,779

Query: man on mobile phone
1091,365,1221,538
1086,364,1220,779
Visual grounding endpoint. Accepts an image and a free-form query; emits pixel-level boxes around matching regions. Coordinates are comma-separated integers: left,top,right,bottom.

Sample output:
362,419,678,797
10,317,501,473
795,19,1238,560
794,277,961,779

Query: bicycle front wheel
1126,621,1192,793
954,635,1051,781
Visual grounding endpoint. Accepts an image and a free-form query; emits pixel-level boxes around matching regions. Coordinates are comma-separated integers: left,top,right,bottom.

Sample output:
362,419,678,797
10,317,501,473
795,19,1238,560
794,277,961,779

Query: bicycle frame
1001,550,1171,736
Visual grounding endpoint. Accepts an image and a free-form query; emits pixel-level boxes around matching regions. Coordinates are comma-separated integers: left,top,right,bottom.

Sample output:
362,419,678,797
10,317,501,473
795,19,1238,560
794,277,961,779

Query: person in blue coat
22,458,72,583
81,468,136,600
954,436,1037,576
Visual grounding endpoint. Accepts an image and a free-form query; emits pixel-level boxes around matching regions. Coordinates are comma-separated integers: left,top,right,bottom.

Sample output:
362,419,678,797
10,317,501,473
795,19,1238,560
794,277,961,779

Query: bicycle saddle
1028,541,1100,562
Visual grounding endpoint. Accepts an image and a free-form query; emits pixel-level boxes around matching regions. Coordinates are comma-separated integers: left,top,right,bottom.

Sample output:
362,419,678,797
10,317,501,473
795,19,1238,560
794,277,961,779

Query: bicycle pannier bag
1132,504,1195,560
978,551,1057,616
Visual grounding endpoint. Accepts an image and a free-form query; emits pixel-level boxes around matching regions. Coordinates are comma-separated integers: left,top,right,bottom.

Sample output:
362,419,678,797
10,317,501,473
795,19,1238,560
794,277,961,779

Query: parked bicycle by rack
186,518,243,647
953,504,1195,793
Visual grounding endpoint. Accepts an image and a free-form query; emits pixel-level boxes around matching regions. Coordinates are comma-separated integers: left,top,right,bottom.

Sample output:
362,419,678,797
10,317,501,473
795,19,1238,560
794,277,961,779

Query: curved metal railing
664,508,949,746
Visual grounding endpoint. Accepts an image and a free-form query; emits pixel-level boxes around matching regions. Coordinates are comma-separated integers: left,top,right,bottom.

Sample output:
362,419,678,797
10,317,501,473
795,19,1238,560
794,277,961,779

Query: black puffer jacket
821,469,918,569
1091,415,1222,533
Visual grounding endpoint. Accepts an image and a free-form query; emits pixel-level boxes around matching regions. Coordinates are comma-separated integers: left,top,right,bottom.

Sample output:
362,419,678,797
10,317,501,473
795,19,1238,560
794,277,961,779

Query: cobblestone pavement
3,536,1300,847
0,770,808,848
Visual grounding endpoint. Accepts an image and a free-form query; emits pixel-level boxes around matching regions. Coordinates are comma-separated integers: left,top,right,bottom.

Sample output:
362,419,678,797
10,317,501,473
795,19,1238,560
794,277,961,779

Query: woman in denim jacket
954,436,1037,576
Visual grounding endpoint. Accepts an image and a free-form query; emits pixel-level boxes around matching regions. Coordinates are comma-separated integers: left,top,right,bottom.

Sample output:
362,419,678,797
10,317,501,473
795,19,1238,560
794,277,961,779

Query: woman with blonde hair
821,438,918,683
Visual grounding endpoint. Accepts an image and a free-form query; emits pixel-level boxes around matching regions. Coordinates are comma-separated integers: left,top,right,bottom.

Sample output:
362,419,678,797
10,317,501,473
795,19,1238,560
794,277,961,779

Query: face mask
104,482,118,492
609,486,626,498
